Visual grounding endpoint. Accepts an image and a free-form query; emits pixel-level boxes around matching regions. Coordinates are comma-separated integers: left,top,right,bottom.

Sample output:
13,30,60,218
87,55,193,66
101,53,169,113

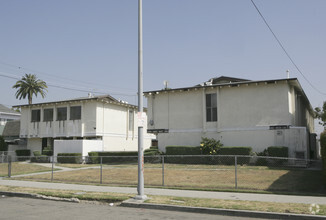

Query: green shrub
321,131,326,185
255,149,268,166
200,137,223,155
0,136,7,151
31,151,50,163
165,146,201,155
42,150,53,156
267,146,288,158
33,151,41,156
149,146,158,150
144,147,162,163
57,153,82,164
165,146,202,164
87,151,138,164
218,146,252,165
15,149,31,161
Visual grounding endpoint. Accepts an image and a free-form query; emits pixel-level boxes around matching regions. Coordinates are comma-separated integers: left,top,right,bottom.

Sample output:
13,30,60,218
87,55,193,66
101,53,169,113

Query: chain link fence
0,154,323,193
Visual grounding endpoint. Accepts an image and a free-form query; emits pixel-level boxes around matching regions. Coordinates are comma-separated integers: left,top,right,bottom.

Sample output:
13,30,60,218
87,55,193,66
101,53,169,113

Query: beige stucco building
144,76,316,159
14,95,153,156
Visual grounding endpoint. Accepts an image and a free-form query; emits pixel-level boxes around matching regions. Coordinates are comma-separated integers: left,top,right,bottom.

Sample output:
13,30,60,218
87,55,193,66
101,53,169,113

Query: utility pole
135,0,146,200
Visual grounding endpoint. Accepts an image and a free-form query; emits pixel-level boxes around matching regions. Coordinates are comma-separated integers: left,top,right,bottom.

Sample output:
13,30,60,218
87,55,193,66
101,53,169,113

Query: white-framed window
70,106,81,120
206,93,217,122
31,109,41,122
57,107,67,121
43,108,53,122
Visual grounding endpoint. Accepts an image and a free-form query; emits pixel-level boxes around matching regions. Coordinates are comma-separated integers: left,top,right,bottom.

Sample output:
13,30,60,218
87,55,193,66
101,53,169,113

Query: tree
315,101,326,128
0,136,7,152
12,74,47,104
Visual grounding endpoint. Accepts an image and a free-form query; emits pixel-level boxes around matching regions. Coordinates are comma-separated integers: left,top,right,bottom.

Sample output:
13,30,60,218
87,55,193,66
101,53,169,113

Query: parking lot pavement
0,196,265,220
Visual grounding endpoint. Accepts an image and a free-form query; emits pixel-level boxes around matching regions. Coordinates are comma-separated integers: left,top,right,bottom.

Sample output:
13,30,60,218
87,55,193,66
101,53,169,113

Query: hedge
88,151,138,164
31,151,50,163
320,131,326,185
165,146,202,164
165,146,201,155
15,149,31,161
267,146,288,158
57,153,82,164
218,146,252,165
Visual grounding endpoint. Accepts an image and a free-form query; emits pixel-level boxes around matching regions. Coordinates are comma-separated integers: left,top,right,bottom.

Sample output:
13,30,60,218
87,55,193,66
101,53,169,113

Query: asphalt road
0,196,266,220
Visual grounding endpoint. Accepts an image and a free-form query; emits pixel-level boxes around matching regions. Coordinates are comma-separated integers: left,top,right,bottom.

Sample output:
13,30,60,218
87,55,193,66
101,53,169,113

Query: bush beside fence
218,146,252,165
88,151,138,164
15,149,31,161
57,153,82,164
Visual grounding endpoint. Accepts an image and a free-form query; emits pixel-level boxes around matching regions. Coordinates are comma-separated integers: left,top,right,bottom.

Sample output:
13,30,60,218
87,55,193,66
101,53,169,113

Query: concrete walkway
0,179,325,205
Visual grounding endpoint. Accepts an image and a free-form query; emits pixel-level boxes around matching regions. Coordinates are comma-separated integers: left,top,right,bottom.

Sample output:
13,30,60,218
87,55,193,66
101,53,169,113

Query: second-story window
31,109,40,122
206,93,217,122
43,109,53,122
70,106,81,120
57,107,67,121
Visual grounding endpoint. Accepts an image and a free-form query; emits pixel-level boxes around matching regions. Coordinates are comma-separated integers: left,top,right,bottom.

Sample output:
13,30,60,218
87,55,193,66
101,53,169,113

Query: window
206,93,217,122
129,110,134,131
70,106,81,120
43,109,53,122
31,109,40,122
57,107,67,121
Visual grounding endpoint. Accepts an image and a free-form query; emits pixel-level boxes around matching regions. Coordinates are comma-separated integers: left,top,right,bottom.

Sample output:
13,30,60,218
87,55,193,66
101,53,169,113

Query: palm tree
12,74,48,104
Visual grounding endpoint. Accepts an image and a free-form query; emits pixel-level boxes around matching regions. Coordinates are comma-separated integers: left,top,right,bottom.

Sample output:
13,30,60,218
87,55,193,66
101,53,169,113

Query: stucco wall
54,140,103,157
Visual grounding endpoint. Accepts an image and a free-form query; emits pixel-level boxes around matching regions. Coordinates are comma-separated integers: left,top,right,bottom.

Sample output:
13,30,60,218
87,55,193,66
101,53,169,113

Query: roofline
144,77,314,114
13,95,140,110
144,78,298,94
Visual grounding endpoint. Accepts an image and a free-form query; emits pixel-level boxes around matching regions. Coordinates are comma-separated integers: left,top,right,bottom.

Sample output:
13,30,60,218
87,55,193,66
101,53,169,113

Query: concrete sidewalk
0,179,325,205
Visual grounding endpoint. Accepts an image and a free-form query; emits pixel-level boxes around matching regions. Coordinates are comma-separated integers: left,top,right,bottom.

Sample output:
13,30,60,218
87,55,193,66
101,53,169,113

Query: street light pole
136,0,146,200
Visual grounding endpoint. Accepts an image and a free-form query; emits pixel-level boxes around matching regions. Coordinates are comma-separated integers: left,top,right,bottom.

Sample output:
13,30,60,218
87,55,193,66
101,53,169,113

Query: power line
0,60,135,92
0,71,137,98
250,0,326,96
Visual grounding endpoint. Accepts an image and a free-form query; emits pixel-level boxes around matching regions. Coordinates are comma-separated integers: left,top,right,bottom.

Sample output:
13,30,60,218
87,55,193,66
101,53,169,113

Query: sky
0,0,325,132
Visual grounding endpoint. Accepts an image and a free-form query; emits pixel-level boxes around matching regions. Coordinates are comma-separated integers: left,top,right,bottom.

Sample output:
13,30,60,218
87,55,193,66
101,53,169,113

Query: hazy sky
0,0,325,131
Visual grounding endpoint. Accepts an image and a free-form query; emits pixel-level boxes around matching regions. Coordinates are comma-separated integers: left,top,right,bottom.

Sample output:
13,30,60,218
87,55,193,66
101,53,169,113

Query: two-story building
14,94,153,156
144,76,316,159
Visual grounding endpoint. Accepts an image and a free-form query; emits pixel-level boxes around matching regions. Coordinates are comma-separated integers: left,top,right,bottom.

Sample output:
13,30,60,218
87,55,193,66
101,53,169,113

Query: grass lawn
0,185,325,216
12,163,325,194
0,162,56,177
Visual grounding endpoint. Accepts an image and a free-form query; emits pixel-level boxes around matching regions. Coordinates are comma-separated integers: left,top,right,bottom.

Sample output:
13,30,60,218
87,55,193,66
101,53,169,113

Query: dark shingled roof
2,120,20,137
0,104,19,114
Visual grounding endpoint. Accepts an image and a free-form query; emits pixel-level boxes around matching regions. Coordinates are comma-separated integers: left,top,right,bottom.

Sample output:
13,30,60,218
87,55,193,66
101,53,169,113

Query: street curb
121,199,325,220
0,191,80,203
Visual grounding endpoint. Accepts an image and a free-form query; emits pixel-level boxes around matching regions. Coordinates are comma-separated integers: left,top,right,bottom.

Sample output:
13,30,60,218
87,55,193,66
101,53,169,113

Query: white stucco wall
146,80,314,158
54,140,103,157
20,99,154,153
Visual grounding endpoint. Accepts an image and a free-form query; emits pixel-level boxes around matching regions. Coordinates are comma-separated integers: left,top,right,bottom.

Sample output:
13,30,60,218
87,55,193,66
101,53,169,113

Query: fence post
162,155,165,186
235,155,238,189
8,155,11,178
51,156,54,181
100,156,103,184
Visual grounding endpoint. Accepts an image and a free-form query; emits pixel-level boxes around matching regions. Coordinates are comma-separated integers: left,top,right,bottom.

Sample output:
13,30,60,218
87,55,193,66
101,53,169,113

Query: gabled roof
2,120,20,137
0,104,20,115
13,94,138,109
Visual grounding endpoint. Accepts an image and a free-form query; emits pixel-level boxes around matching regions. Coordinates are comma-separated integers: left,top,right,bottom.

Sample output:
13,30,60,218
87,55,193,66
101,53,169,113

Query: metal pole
8,155,11,178
235,156,238,189
51,156,54,181
100,156,103,184
136,0,146,200
162,155,165,186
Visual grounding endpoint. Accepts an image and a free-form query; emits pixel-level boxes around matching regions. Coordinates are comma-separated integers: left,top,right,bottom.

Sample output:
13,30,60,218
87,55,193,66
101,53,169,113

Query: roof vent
88,93,94,98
